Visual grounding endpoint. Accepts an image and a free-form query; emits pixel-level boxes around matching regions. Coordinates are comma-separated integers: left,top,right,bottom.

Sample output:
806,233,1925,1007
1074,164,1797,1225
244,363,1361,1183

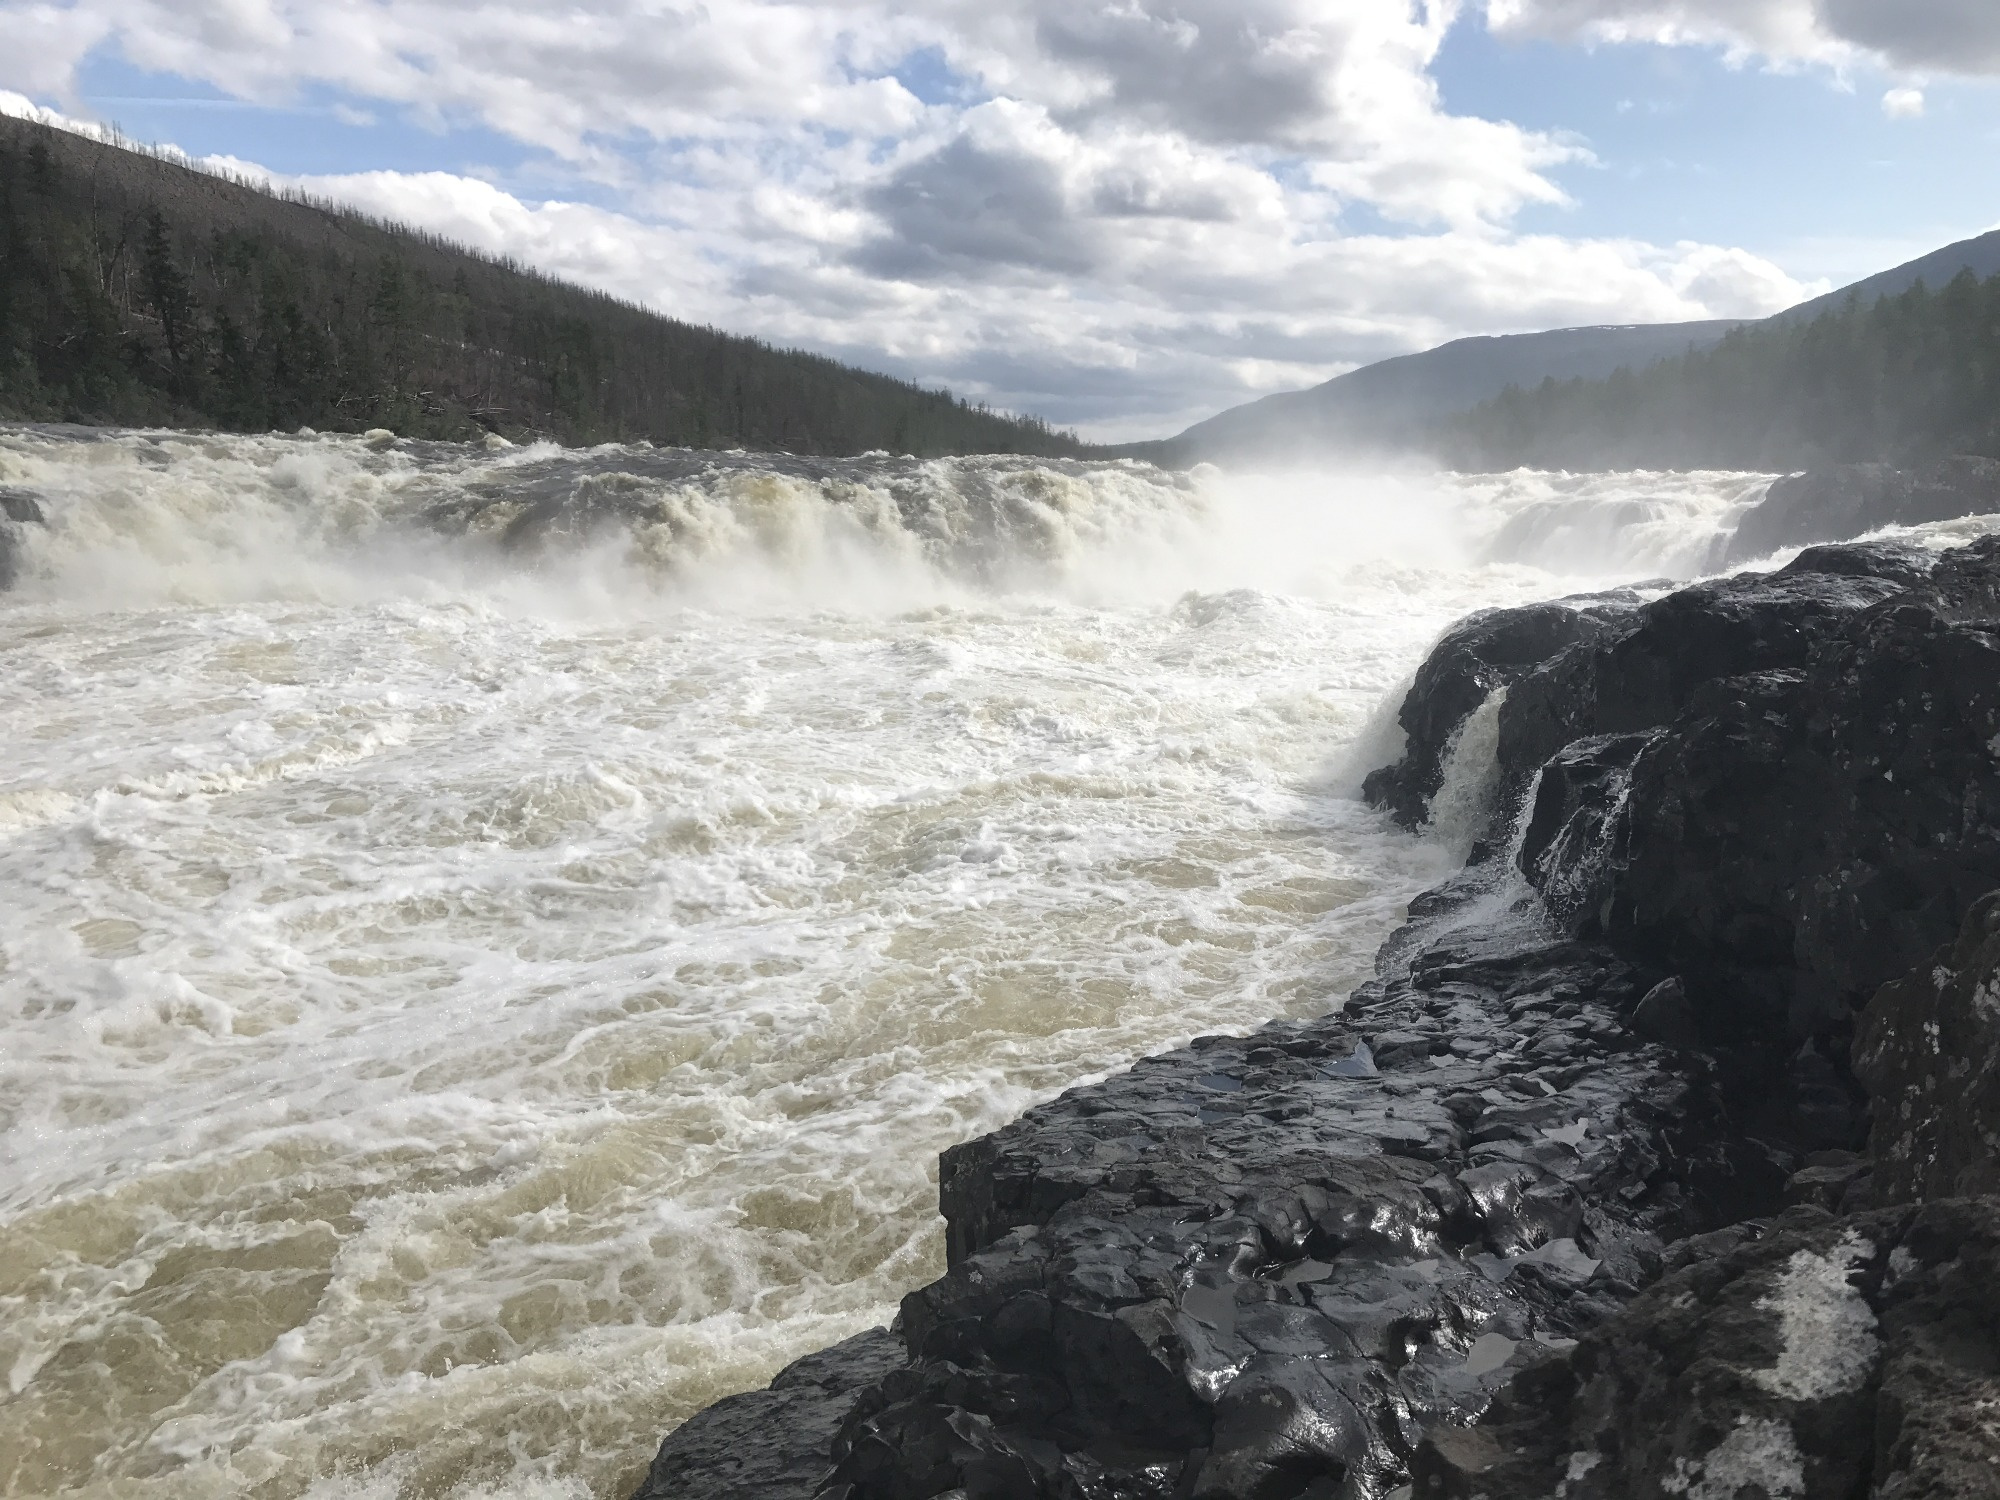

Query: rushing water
0,429,1776,1499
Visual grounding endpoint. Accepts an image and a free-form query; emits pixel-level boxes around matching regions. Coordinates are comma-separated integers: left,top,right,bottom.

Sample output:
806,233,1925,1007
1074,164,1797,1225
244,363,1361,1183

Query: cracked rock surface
817,886,1769,1500
1411,1199,2000,1500
1855,891,2000,1205
631,1332,905,1500
642,878,1774,1500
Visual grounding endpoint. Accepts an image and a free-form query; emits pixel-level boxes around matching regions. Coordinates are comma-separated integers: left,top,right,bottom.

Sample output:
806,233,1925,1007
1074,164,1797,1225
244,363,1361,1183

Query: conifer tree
0,115,1085,457
141,209,196,393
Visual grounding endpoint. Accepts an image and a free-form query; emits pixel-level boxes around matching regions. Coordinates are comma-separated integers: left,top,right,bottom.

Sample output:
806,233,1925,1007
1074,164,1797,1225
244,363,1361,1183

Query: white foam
0,429,1787,1498
1454,467,1773,577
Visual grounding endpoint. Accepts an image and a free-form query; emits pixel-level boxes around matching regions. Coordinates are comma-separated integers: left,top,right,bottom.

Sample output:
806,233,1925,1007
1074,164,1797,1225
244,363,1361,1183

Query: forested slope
1454,270,2000,470
1118,319,1744,467
0,116,1082,456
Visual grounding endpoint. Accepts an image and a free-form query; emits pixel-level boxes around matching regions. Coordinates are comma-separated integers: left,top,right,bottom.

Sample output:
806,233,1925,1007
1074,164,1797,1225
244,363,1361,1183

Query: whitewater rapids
0,428,1835,1499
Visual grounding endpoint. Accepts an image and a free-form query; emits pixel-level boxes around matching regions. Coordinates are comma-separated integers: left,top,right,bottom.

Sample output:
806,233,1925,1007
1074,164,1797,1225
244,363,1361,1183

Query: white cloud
0,4,115,98
1882,85,1926,117
1821,0,2000,72
1484,1,1848,65
1485,1,2000,75
0,2,1827,439
211,156,1813,438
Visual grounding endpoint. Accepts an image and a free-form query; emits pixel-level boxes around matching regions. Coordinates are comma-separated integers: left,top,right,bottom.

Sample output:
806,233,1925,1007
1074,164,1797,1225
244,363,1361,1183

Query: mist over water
0,428,1832,1498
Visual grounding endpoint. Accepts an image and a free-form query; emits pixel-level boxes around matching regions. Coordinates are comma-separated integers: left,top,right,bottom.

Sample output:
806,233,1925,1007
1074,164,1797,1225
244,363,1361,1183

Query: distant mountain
1452,260,2000,472
1135,225,2000,468
1117,320,1745,466
1775,227,2000,325
0,115,1083,458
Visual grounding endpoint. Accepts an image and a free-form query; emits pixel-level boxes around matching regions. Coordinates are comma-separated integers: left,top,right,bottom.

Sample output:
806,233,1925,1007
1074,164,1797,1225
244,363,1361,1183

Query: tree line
1450,270,2000,471
0,116,1086,457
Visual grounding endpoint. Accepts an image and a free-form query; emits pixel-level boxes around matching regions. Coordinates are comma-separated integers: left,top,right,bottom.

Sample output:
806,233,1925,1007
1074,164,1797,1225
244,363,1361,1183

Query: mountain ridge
1134,225,2000,468
1776,225,2000,324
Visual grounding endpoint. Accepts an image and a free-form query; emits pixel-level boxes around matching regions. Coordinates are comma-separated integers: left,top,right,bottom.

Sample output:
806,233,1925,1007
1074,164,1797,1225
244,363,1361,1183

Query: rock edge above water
643,526,2000,1498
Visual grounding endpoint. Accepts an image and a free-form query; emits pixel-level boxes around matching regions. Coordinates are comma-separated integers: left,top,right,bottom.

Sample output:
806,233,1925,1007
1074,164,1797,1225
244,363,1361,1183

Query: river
0,428,1767,1498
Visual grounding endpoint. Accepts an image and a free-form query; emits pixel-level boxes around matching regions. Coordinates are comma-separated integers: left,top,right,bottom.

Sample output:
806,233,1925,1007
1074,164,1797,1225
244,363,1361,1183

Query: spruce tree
141,208,195,394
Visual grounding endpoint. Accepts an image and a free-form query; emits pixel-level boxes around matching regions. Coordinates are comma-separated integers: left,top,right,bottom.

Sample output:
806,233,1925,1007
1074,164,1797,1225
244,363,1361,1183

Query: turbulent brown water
0,428,1778,1498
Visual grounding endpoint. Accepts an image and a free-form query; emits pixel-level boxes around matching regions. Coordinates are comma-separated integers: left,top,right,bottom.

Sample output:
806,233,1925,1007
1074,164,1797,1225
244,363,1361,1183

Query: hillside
1141,226,2000,468
1117,319,1743,466
0,116,1083,457
1452,267,2000,470
1774,226,2000,325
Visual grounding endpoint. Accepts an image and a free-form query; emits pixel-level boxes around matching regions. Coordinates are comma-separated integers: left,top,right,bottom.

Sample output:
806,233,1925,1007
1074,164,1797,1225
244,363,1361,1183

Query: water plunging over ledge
0,428,1897,1497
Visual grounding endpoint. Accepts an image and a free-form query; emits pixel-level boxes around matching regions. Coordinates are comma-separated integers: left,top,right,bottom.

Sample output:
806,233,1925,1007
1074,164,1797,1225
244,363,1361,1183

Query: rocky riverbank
641,503,2000,1498
1413,892,2000,1500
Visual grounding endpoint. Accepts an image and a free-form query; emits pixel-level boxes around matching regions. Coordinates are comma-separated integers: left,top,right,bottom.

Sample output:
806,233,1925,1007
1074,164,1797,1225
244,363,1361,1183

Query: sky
3,2,1998,441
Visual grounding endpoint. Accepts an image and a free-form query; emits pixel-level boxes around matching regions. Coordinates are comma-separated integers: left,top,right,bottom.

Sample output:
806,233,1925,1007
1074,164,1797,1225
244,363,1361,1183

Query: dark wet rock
1629,978,1699,1050
0,486,46,590
1406,895,2000,1500
1869,1201,2000,1500
1452,538,2000,1165
1364,537,2000,1109
654,534,2000,1498
1854,891,2000,1205
1366,542,1935,852
1515,735,1651,930
1411,1197,2000,1500
1782,1153,1870,1213
801,878,1791,1500
1723,456,2000,566
1361,597,1643,830
1536,556,2000,1061
631,1328,903,1500
1496,545,1919,824
1778,538,1938,586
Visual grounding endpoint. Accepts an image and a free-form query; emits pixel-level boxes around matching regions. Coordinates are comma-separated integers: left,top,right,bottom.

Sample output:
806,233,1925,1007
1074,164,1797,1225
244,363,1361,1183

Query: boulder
1497,544,1919,822
1411,1198,2000,1500
1365,542,1930,850
1854,891,2000,1205
651,529,2000,1499
1723,457,2000,566
1509,542,2000,1092
630,1329,904,1500
1629,978,1699,1051
812,877,1782,1500
1362,597,1642,832
0,486,46,591
1514,734,1653,932
1585,594,1998,1050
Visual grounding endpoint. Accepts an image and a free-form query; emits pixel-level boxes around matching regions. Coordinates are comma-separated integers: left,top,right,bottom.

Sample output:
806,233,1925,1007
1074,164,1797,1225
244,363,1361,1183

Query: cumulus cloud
1485,0,2000,75
239,156,1813,436
0,1,1825,438
853,104,1105,280
1030,1,1348,145
1820,0,2000,72
1882,86,1926,118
